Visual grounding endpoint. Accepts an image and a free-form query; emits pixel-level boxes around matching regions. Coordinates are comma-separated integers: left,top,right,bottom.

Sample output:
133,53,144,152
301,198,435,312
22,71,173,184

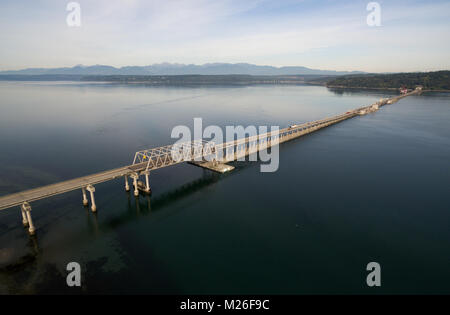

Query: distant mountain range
0,63,364,76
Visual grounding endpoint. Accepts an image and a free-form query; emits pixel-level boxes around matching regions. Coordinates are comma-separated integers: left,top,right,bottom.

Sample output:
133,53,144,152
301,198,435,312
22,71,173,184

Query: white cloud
0,0,448,72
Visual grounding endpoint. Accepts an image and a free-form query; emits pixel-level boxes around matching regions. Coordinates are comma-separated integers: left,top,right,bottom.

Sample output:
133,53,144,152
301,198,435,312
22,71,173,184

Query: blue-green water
0,82,449,294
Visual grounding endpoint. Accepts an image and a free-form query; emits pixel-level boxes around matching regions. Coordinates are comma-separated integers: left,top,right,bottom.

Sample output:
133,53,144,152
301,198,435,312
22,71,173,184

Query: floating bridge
0,88,421,235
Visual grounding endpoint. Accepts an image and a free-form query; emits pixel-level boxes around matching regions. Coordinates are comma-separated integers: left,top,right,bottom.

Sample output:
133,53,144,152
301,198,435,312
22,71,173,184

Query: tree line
326,71,449,90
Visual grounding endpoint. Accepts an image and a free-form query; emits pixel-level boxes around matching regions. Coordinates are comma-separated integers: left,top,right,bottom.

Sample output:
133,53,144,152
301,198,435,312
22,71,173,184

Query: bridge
0,88,421,235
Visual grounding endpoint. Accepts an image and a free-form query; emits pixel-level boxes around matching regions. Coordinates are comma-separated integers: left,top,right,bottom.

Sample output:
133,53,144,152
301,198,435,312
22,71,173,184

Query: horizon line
1,62,448,74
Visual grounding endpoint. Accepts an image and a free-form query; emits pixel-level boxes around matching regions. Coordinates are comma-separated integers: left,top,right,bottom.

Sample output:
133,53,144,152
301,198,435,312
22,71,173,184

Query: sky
0,0,449,72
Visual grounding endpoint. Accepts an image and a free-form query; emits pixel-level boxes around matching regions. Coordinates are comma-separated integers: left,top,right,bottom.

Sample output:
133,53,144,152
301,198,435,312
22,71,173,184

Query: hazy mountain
0,63,363,76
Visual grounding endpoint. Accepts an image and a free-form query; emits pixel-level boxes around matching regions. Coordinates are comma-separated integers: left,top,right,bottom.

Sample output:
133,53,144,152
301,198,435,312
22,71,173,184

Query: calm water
0,82,449,294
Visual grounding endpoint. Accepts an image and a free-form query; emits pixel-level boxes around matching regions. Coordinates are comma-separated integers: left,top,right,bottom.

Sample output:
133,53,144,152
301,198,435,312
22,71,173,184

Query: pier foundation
21,203,28,227
130,173,139,197
22,202,35,235
86,185,97,212
81,187,89,206
142,170,151,194
124,175,130,192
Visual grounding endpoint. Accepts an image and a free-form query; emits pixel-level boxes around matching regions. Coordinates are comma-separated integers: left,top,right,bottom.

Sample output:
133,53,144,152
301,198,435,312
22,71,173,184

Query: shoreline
326,85,450,93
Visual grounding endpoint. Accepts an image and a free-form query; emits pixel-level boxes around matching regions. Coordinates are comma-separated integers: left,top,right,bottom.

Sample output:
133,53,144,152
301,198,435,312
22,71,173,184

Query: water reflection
85,209,99,237
100,170,226,232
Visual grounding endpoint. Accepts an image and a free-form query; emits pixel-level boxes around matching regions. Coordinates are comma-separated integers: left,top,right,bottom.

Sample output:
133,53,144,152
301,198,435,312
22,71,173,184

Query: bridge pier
22,202,35,235
130,173,139,197
124,175,130,192
0,92,419,216
21,203,28,227
142,170,151,194
213,150,219,166
86,185,97,212
81,187,89,206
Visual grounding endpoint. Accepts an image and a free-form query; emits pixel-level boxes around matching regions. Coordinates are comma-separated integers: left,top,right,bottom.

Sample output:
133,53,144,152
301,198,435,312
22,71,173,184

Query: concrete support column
141,170,151,194
22,202,35,235
131,173,139,197
124,175,130,192
214,150,219,166
82,187,89,206
145,173,150,193
21,204,28,227
86,185,97,212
